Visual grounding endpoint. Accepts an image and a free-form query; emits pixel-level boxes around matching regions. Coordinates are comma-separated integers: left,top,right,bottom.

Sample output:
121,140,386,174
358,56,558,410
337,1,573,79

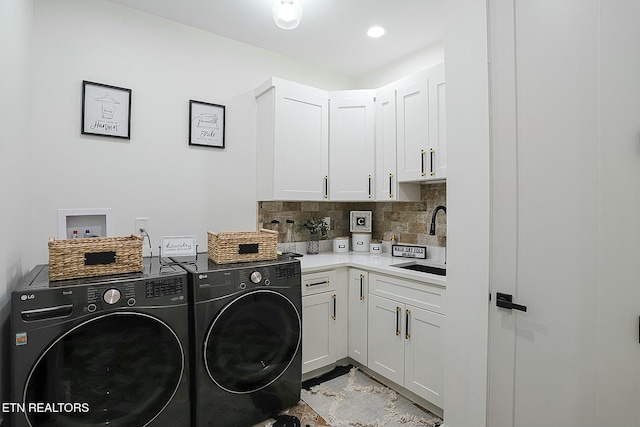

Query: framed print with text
82,80,131,139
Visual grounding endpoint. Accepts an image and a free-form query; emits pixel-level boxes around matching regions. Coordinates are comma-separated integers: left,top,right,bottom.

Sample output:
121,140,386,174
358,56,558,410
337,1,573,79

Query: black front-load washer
10,259,191,427
175,255,302,427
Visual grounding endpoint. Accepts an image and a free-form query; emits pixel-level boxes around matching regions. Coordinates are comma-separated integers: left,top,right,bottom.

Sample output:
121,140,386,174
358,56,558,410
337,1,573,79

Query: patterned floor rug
300,367,443,427
252,400,328,427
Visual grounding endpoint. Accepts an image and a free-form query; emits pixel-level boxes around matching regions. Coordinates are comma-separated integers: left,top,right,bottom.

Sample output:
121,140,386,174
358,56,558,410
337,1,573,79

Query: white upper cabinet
329,90,375,201
396,64,446,182
428,71,446,179
256,78,329,201
374,85,421,201
255,66,444,201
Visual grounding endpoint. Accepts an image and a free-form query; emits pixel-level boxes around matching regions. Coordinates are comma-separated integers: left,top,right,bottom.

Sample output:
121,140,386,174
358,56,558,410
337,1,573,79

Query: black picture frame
81,80,131,139
189,100,225,148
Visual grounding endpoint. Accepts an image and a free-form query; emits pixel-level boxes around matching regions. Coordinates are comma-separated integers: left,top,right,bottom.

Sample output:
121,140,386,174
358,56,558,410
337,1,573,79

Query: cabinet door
302,292,337,374
404,305,445,408
329,91,375,201
367,294,405,385
273,87,329,200
428,73,446,179
396,73,429,182
374,87,397,200
348,269,368,365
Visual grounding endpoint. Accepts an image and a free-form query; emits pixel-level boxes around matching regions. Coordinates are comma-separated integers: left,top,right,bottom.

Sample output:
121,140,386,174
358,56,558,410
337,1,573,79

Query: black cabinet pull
395,306,401,335
388,173,393,198
324,176,328,199
405,309,411,339
496,292,527,312
359,274,364,300
332,294,336,320
368,175,372,198
421,150,426,176
306,280,329,287
430,149,435,176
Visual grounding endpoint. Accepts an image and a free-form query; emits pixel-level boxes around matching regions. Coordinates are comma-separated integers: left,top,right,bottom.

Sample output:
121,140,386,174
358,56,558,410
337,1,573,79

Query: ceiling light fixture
272,0,303,30
367,26,386,38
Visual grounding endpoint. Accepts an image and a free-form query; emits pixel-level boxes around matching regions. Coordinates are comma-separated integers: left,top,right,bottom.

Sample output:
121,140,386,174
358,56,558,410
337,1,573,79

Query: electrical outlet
323,217,331,229
135,217,149,233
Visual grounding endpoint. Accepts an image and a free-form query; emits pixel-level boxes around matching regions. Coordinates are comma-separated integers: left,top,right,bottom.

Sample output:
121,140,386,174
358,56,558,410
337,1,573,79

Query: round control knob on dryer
250,271,262,284
103,288,121,305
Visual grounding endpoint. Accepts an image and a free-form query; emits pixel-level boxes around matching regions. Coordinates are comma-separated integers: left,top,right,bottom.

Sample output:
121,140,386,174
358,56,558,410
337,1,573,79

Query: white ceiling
107,0,444,77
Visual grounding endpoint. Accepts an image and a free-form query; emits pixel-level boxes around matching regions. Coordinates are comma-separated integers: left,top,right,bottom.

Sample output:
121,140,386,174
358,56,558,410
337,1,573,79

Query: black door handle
496,292,527,312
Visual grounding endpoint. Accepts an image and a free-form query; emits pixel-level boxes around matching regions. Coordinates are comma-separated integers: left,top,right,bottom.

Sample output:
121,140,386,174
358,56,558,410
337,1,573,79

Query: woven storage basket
207,229,278,264
48,234,144,281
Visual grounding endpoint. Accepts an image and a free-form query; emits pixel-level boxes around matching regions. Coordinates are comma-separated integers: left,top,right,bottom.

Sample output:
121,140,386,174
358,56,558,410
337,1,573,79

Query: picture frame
349,210,372,233
189,100,225,148
81,80,131,139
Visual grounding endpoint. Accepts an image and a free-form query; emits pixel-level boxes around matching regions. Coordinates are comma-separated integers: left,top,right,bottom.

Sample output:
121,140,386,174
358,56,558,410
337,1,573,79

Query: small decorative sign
161,235,197,257
350,211,372,233
392,244,427,259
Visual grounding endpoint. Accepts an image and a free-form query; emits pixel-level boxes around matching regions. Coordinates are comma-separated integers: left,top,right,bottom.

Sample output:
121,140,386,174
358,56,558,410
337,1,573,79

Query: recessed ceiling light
367,26,386,38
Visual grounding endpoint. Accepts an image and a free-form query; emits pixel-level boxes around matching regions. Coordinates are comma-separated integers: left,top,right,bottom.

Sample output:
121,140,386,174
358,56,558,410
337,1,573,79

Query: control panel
145,277,184,299
82,276,185,313
274,262,301,280
86,283,136,312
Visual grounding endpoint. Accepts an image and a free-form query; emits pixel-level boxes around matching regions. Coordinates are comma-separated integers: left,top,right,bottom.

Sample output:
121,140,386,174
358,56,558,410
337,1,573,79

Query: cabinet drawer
369,273,445,315
302,270,337,296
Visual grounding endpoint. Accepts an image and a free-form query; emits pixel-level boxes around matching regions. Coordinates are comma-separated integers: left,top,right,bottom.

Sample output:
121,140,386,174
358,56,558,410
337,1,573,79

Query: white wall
443,0,490,426
355,42,445,89
28,0,355,263
0,0,34,415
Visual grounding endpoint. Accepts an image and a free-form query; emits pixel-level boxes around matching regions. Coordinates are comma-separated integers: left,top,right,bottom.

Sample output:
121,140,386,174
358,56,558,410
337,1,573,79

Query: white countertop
296,251,446,288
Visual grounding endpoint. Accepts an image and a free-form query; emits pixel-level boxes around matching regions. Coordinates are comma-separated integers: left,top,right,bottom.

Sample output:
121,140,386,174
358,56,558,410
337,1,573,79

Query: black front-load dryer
176,255,302,427
10,259,191,427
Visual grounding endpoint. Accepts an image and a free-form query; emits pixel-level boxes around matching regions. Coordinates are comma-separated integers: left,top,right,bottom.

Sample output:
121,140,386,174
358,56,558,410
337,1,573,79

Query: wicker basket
207,229,278,264
48,234,144,281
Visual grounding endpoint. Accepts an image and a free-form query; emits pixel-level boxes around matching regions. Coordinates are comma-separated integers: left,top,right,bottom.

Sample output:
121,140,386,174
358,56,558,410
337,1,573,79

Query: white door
348,269,368,365
488,1,640,426
273,87,329,201
404,305,445,408
396,73,429,182
302,292,336,374
367,294,405,385
428,73,446,180
374,86,398,200
329,91,375,201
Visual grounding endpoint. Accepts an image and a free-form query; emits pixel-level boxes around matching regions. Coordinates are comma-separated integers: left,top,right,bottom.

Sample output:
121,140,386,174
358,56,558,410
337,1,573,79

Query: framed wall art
82,80,131,139
189,100,225,148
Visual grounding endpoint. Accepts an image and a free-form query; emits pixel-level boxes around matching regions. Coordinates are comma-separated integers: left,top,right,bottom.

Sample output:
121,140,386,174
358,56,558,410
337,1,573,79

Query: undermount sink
391,261,447,276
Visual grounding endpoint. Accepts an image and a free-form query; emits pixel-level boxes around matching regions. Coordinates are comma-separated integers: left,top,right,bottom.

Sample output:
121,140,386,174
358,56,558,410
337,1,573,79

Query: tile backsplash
258,182,446,247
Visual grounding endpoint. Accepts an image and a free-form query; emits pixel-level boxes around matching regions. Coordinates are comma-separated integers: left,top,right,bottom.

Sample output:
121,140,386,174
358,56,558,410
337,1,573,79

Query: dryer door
204,289,301,393
22,312,184,427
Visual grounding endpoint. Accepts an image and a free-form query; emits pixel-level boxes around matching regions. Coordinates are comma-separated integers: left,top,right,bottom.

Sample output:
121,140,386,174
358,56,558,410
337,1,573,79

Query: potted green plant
298,219,329,254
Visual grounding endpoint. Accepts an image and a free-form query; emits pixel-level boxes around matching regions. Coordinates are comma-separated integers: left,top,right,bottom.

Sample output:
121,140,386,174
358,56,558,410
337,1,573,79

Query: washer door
204,289,301,393
24,312,184,427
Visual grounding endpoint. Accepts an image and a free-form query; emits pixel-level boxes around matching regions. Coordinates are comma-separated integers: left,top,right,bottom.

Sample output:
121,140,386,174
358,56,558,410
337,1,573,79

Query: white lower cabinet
301,269,347,374
404,305,445,407
348,269,368,365
301,268,445,409
367,273,445,408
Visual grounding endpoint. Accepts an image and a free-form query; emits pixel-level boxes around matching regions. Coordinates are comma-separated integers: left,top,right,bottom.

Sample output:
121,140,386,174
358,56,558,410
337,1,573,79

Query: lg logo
20,294,35,301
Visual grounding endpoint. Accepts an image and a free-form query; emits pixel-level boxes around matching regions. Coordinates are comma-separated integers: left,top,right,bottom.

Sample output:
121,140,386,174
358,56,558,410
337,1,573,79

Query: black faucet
429,205,447,235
